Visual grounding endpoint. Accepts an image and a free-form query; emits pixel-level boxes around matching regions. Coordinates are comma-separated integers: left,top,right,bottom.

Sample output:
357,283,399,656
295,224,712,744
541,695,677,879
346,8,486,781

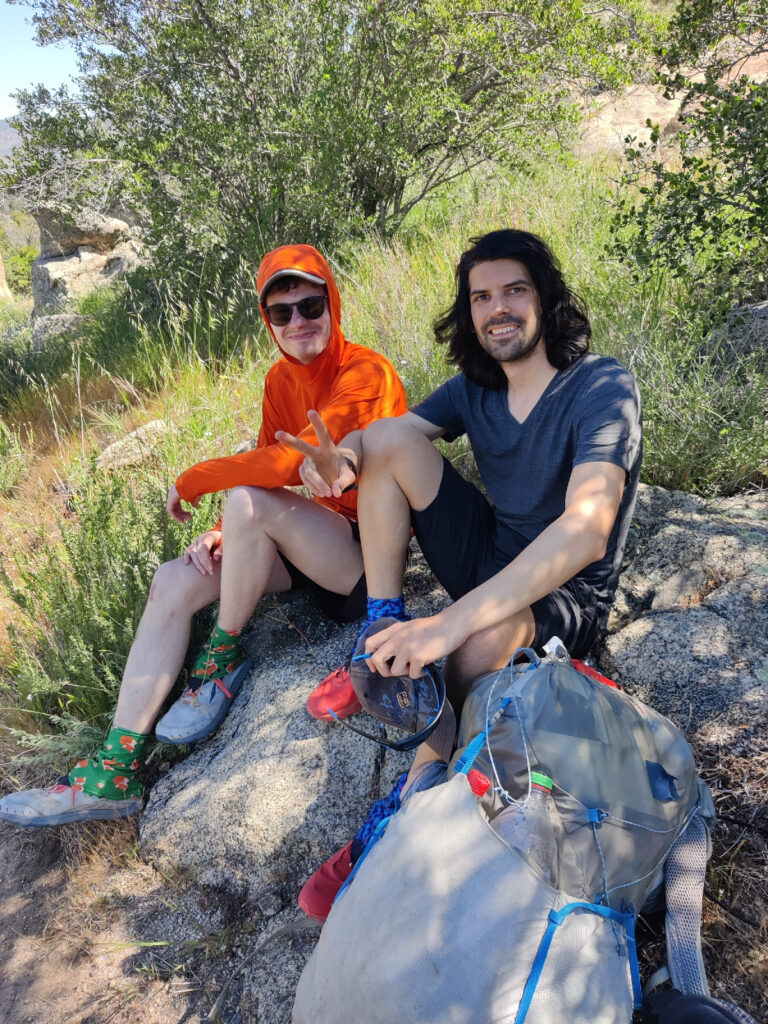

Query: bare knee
362,417,421,464
446,611,535,713
221,486,278,532
148,558,212,614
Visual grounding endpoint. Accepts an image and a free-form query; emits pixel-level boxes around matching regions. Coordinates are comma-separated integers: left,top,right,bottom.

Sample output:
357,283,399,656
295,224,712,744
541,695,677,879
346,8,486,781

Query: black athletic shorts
278,519,366,624
410,458,601,659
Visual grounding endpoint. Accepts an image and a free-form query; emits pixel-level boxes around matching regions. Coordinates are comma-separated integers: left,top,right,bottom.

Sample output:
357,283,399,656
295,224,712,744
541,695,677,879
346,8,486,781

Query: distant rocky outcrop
139,483,767,1024
580,83,684,154
30,207,143,319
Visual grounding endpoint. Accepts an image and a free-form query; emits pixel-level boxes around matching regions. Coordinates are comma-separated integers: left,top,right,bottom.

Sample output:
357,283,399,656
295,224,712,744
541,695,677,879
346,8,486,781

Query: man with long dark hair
282,228,641,922
288,228,641,719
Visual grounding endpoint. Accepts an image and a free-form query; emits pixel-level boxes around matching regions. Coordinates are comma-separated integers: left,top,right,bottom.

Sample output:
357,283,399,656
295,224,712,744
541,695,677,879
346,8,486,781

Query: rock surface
707,300,768,367
96,419,171,471
30,313,87,351
603,485,768,733
139,484,768,1023
30,207,143,317
579,83,683,154
35,208,132,258
141,549,445,897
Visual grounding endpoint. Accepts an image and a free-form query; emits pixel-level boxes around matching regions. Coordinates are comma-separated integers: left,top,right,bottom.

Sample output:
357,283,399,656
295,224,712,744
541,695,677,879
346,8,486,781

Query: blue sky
1,1,80,119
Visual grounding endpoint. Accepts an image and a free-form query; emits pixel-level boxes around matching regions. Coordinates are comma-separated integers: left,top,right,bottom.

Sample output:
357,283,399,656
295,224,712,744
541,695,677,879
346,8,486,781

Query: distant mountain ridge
0,119,21,160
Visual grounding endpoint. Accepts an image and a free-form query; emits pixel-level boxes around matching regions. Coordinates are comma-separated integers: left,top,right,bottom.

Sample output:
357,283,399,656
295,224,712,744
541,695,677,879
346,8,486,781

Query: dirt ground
0,813,242,1024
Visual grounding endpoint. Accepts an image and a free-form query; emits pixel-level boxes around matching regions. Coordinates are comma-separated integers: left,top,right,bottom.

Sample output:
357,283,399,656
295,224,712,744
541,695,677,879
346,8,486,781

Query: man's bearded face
468,259,543,364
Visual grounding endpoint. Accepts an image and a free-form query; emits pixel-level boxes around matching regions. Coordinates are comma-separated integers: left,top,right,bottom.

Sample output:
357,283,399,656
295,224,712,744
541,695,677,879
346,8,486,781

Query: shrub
4,0,647,279
3,245,37,295
613,0,768,306
1,459,221,763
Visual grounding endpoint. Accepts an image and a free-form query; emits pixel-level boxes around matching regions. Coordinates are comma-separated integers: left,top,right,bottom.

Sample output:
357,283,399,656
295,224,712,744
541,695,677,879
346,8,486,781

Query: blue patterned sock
350,771,408,863
362,595,408,632
345,595,409,667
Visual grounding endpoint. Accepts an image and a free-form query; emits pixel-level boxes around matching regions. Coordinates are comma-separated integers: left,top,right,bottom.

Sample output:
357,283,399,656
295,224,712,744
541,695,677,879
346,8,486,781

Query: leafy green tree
614,0,768,303
3,0,646,275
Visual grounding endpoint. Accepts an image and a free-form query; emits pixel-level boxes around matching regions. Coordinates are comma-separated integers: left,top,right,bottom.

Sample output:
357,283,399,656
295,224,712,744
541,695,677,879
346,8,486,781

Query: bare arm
366,460,626,678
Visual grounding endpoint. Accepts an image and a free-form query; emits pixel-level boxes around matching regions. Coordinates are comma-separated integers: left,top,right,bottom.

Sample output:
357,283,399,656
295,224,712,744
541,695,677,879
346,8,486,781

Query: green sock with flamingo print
188,623,244,691
68,726,148,800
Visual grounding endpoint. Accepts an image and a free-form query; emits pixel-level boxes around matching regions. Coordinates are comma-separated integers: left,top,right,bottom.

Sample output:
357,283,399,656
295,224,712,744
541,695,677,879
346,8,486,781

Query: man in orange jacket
0,244,406,827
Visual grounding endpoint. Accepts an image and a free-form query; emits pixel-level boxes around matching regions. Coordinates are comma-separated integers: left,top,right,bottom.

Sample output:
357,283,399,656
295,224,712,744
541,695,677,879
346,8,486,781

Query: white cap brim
258,268,326,303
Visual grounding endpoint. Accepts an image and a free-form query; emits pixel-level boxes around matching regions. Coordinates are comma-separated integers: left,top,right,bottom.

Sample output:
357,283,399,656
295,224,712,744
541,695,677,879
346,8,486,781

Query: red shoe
298,840,354,922
306,663,361,721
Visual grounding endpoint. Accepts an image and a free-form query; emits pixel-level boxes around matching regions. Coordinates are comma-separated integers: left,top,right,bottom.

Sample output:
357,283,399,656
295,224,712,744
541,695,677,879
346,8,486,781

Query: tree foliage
614,0,768,302
0,203,38,293
2,0,645,274
1,244,37,294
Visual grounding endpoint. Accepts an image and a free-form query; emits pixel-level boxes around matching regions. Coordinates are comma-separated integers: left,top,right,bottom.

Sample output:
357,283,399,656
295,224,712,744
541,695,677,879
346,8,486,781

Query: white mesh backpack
293,646,755,1024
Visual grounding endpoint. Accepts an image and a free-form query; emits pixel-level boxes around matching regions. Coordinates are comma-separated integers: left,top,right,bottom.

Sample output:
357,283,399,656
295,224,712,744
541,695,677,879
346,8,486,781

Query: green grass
0,418,28,495
341,158,767,495
0,156,766,768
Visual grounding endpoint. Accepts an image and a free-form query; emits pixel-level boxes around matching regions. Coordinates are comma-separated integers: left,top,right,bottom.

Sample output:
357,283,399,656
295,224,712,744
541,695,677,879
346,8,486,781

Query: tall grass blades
634,331,768,495
0,259,269,418
340,160,768,495
0,419,28,495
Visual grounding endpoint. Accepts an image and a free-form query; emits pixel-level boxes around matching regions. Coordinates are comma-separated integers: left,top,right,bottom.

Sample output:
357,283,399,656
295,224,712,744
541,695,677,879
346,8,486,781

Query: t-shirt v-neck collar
503,366,563,427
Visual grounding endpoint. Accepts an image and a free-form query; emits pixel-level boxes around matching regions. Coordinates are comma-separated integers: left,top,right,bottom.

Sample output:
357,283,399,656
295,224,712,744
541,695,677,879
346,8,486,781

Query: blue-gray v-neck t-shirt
412,354,642,618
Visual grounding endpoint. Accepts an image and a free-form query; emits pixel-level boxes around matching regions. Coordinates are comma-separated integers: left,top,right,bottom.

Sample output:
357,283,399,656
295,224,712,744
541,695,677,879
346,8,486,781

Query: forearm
439,510,609,646
175,445,301,503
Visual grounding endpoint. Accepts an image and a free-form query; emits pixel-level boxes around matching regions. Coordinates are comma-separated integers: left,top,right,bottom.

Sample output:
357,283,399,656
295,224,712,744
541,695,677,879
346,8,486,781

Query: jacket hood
256,244,346,380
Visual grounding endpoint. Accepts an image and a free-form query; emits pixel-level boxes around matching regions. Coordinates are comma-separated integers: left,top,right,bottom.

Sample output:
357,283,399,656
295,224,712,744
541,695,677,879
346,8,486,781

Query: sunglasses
263,294,327,326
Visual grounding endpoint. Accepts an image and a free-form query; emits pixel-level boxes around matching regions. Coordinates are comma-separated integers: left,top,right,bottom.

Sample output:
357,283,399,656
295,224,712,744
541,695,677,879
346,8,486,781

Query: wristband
342,455,359,477
342,455,359,493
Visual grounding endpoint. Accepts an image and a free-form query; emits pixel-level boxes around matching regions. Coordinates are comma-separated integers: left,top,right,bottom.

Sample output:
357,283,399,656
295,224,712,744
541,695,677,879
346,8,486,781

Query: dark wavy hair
434,229,591,389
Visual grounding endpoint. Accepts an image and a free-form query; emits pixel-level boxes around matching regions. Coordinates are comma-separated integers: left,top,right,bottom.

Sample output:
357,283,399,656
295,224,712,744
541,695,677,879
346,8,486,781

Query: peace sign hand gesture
276,410,357,499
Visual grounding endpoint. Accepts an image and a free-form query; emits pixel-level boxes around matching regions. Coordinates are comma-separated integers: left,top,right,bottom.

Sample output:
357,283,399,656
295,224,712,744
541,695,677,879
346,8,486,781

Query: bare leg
113,553,288,733
359,419,535,715
115,489,361,733
114,559,222,733
445,609,535,717
358,418,444,599
217,486,364,629
403,699,457,795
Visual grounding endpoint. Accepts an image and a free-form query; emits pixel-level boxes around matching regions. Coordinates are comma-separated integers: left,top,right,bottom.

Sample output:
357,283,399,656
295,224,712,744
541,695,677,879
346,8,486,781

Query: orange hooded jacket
174,244,407,522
